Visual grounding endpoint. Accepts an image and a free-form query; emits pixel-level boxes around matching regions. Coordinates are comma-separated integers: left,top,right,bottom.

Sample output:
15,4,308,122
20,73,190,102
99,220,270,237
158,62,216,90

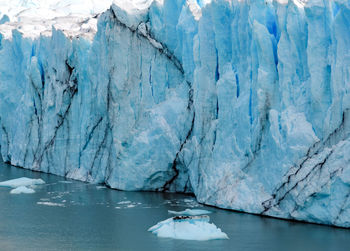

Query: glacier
0,0,350,227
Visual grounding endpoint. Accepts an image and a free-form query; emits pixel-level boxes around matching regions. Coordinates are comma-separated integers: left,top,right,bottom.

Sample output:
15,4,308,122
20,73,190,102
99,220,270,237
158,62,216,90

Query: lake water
0,160,349,251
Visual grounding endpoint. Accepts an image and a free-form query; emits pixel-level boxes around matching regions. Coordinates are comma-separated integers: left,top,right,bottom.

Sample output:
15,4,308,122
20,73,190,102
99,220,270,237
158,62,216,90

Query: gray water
0,161,349,251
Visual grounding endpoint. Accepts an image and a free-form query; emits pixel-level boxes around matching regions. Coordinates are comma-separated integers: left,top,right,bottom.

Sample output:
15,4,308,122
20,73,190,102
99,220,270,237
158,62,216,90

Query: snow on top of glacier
0,0,113,39
0,0,203,39
111,0,153,30
0,0,113,22
0,0,311,40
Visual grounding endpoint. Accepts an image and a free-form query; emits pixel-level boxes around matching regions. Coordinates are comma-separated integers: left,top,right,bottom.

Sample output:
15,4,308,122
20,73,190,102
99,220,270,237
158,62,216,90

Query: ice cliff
1,0,350,227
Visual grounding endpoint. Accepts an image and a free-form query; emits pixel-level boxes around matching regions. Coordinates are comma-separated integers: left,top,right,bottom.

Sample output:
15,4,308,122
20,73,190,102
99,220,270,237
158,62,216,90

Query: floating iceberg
0,177,45,188
148,215,228,241
10,186,35,194
168,209,212,216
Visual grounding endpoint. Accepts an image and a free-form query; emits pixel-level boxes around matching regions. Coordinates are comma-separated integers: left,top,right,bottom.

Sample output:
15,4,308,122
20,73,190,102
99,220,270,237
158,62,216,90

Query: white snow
148,216,228,241
0,0,114,39
0,0,159,39
10,186,35,194
0,0,113,22
0,177,45,188
111,0,152,30
168,209,212,216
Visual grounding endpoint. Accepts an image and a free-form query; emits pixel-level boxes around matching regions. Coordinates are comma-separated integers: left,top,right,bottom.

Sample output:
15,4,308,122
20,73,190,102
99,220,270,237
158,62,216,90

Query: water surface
0,161,349,250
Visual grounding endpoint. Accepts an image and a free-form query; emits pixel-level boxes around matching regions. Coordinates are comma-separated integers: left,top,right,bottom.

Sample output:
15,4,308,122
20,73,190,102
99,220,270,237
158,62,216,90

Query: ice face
1,0,350,227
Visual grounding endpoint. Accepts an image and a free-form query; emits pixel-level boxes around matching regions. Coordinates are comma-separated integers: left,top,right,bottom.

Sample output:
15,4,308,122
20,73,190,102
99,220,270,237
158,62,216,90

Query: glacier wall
1,0,350,227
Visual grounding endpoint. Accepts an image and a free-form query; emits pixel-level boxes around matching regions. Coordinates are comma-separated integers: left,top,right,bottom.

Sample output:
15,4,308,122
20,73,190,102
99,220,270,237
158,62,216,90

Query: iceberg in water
10,186,35,194
148,215,228,241
168,209,212,216
0,177,45,188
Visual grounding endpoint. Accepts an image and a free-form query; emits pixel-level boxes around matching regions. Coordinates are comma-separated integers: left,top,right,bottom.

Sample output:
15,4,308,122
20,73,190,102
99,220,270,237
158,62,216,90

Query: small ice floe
58,181,72,184
0,177,45,194
10,186,35,194
168,209,212,216
37,202,65,207
148,215,228,241
117,200,132,204
115,200,142,209
164,198,202,208
51,191,69,199
0,177,45,188
96,185,107,189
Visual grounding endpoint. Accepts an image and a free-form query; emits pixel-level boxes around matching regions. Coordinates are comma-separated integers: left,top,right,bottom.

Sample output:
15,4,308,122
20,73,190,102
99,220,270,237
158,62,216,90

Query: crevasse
0,0,350,227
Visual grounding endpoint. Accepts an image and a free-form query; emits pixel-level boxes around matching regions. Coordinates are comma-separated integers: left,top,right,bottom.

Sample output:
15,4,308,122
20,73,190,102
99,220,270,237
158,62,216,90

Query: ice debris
10,186,35,194
0,177,45,194
58,181,73,184
168,209,212,216
0,177,45,188
37,201,65,207
148,215,228,241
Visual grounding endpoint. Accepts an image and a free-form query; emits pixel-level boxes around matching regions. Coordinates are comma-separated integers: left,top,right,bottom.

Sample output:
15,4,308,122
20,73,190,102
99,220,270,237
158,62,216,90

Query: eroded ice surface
148,215,228,241
0,177,45,188
168,209,212,216
1,0,350,227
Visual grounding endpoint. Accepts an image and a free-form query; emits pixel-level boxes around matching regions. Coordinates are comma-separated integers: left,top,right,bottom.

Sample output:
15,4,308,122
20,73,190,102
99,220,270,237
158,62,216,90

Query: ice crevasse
0,0,350,227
